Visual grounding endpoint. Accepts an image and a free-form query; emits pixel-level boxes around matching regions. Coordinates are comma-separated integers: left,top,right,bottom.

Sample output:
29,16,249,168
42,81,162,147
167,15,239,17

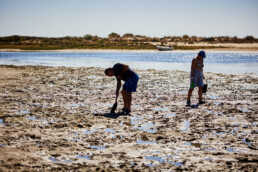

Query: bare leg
126,92,132,111
187,87,194,101
121,90,127,109
198,87,203,102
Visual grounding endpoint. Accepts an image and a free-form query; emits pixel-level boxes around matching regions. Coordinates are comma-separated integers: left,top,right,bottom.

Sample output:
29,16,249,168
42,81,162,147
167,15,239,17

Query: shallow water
0,119,4,125
137,140,157,144
1,52,258,74
76,155,91,160
90,145,106,150
132,123,157,133
180,120,190,132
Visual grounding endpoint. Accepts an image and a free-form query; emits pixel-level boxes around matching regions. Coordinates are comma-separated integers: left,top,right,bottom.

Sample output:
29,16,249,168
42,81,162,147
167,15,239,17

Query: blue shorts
122,74,139,92
190,70,203,88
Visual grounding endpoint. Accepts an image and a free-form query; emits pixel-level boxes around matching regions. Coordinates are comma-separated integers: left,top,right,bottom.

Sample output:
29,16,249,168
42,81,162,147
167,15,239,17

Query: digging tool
110,95,118,113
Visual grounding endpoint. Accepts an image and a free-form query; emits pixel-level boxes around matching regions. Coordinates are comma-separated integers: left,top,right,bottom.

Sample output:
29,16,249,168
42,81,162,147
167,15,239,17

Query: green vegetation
0,34,257,50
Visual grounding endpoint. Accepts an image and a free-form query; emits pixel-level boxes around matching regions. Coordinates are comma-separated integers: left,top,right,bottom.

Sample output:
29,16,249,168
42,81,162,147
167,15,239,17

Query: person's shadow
93,112,131,119
186,103,199,109
191,103,199,108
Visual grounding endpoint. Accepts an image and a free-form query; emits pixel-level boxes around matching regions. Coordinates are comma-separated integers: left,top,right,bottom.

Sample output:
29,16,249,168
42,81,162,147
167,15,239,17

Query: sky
0,0,258,38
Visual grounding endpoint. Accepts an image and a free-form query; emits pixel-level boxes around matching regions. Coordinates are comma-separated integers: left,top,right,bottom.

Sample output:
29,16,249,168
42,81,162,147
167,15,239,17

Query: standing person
186,51,206,106
105,63,139,114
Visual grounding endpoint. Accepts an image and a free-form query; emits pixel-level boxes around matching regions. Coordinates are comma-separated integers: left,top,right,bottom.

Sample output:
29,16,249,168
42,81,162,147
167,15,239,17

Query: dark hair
105,68,112,75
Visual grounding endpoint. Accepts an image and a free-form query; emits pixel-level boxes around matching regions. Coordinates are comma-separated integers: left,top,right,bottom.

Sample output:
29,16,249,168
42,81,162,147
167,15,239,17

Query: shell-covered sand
0,65,257,171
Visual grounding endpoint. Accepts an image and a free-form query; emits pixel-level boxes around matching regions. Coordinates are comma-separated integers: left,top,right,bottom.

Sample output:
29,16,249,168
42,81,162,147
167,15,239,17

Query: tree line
0,33,257,50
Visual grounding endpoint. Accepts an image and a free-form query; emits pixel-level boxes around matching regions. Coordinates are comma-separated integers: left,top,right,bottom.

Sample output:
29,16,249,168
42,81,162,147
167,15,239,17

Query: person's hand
191,77,194,82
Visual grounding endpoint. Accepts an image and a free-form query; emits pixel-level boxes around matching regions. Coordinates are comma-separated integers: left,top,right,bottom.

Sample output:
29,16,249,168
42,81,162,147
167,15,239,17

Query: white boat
156,45,173,51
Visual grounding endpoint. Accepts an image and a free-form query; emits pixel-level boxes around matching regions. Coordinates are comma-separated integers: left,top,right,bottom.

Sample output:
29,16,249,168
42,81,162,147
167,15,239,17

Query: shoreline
1,48,258,53
0,46,258,53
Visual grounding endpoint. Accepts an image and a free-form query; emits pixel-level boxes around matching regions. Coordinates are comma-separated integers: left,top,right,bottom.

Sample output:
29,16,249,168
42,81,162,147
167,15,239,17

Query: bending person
105,63,139,114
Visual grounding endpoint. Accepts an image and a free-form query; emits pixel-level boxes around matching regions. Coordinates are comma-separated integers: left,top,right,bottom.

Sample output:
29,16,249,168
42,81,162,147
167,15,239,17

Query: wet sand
0,65,257,171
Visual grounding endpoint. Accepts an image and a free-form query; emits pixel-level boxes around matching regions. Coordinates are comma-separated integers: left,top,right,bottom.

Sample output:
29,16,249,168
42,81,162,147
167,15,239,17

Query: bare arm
116,79,121,97
190,59,196,77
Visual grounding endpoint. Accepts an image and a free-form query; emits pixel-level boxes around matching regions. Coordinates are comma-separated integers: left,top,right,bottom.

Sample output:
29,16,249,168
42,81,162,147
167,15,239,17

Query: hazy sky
0,0,257,38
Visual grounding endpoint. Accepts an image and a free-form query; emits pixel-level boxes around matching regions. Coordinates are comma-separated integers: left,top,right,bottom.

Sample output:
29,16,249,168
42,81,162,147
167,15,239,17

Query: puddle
76,155,91,160
213,131,226,137
70,103,85,107
252,123,257,126
229,117,237,120
168,161,184,167
91,110,98,114
238,108,251,113
144,155,184,167
84,129,97,135
63,159,72,163
227,148,238,152
130,162,136,165
208,95,220,100
90,145,106,150
137,140,157,144
105,128,116,133
241,87,257,90
242,139,252,146
49,157,59,162
27,116,37,120
26,116,59,124
231,127,238,135
131,116,143,125
154,107,168,112
133,123,157,133
20,110,30,114
132,105,141,108
145,156,166,163
179,91,188,95
0,119,5,125
204,148,217,152
70,138,82,142
146,163,156,167
104,104,113,107
205,110,222,115
49,157,72,163
213,102,221,106
180,120,190,132
182,142,192,146
165,113,176,118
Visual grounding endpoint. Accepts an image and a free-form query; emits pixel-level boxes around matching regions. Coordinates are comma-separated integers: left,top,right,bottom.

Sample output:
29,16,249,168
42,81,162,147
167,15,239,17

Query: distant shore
1,42,258,52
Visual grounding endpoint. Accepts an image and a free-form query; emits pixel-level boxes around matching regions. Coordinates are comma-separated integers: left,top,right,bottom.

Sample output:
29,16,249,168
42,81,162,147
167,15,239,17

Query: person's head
198,51,206,59
105,68,114,77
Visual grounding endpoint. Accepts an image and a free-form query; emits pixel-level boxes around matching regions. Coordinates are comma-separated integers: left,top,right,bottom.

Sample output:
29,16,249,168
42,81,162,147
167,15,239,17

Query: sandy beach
0,65,257,171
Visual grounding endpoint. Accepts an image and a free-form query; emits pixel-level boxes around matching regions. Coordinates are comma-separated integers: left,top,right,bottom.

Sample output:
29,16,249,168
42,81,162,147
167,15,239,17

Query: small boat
156,45,173,51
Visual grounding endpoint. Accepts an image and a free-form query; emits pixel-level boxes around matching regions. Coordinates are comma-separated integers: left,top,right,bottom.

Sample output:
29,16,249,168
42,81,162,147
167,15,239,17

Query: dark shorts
190,70,203,88
122,74,139,92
